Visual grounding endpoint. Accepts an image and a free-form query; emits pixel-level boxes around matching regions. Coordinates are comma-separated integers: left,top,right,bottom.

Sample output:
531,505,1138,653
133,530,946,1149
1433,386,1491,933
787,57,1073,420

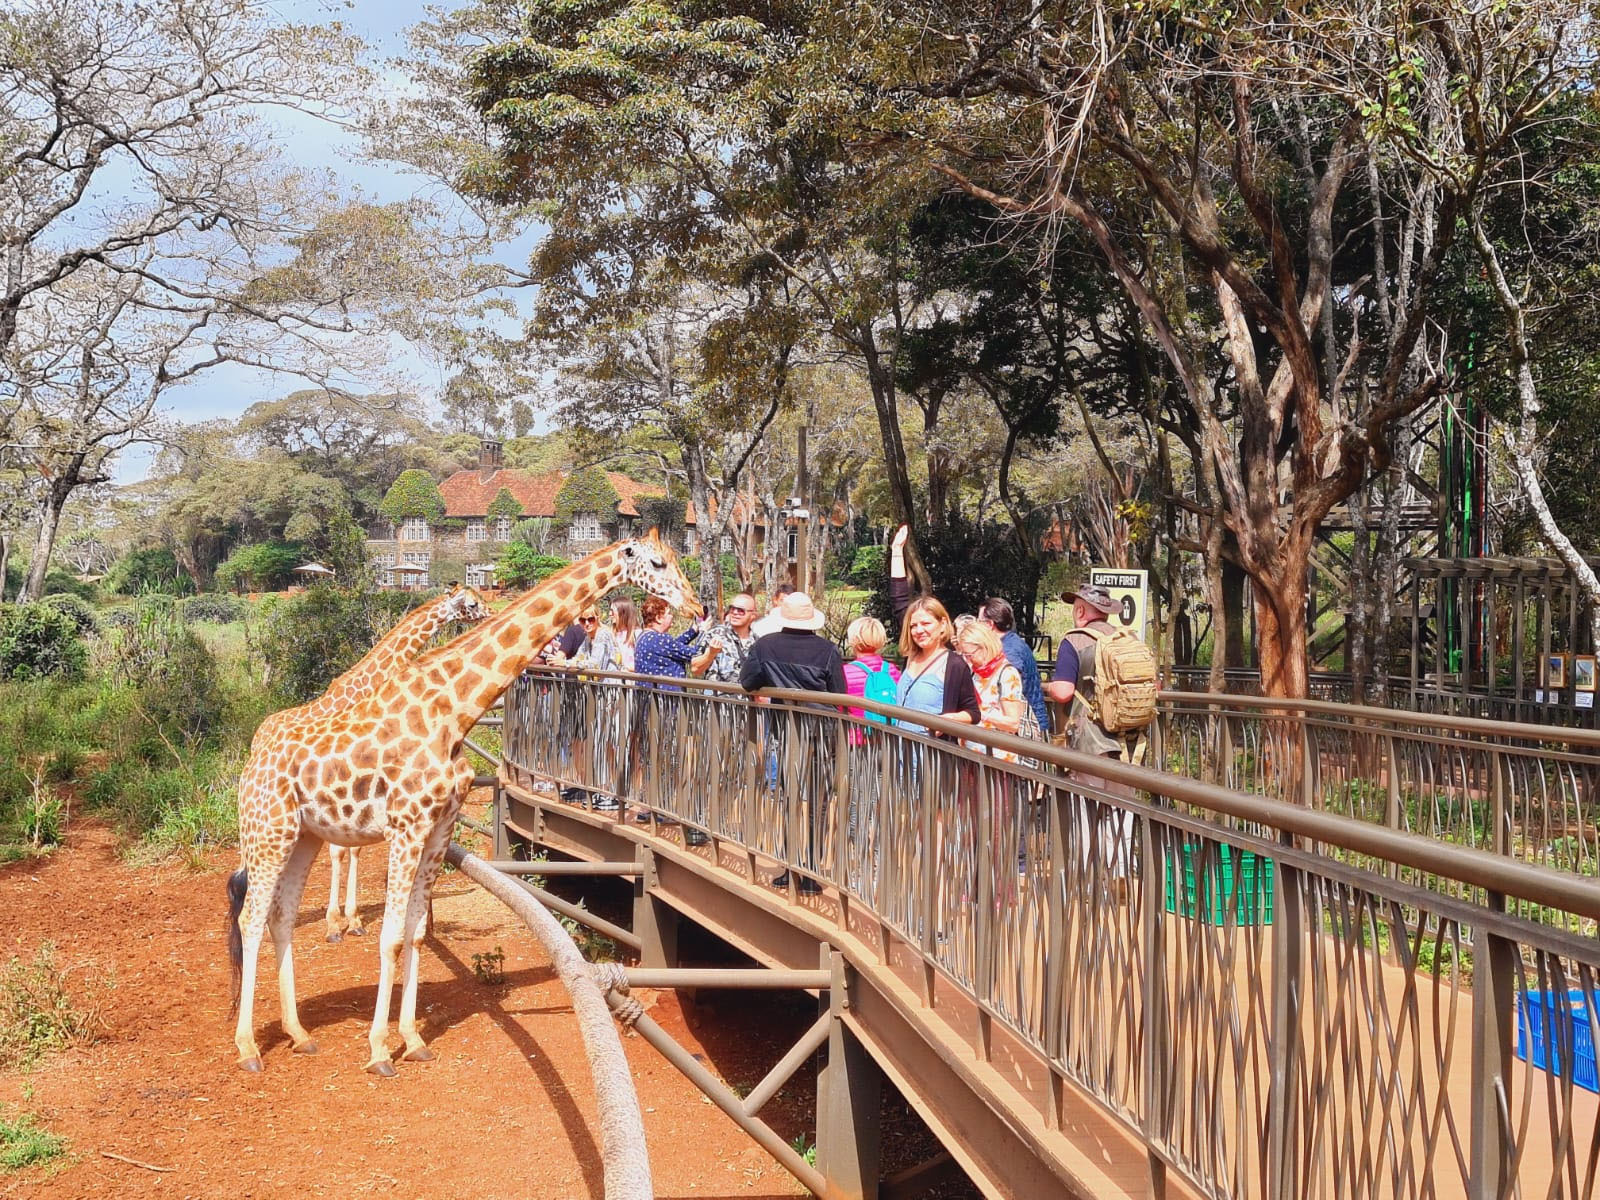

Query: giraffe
227,531,700,1075
247,584,492,941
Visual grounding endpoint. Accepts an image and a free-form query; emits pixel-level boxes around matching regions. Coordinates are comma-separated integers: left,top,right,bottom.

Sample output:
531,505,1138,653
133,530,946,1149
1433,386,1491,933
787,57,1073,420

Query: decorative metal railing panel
503,669,1600,1200
1154,693,1600,931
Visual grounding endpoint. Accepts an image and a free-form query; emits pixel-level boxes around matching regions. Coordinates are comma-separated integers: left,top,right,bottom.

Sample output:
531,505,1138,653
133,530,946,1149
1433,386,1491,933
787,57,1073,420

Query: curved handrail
525,667,1600,920
444,842,652,1200
1160,688,1600,749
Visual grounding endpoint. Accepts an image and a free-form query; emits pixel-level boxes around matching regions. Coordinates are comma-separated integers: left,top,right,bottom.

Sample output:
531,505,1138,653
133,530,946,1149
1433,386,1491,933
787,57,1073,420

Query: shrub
0,605,86,682
40,570,97,601
0,943,100,1068
104,547,192,596
496,544,568,590
105,597,226,750
259,585,385,706
214,542,304,593
486,487,524,521
180,593,245,624
847,544,886,588
36,593,99,637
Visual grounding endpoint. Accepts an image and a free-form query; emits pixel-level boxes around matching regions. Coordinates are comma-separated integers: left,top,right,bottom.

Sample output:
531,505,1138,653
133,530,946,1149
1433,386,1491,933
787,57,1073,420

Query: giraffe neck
383,548,624,739
320,595,457,705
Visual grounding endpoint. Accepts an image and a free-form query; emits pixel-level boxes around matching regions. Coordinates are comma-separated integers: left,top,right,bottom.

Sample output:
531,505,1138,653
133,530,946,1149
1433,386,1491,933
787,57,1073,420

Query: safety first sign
1090,567,1149,642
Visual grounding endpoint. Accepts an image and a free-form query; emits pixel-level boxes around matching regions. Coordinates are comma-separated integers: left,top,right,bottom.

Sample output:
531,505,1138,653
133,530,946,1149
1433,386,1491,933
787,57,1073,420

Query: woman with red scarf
956,622,1027,760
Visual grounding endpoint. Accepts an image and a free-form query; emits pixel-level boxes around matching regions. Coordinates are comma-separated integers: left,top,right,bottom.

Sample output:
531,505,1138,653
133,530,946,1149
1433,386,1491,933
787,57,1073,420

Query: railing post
1469,896,1515,1200
1140,810,1169,1198
491,778,509,861
633,845,679,969
833,719,851,896
1490,747,1509,857
1265,857,1304,1198
974,762,995,1059
816,946,882,1200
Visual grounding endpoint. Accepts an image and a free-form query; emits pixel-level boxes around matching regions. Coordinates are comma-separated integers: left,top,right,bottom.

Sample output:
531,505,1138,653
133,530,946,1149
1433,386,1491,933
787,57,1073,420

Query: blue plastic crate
1515,990,1600,1094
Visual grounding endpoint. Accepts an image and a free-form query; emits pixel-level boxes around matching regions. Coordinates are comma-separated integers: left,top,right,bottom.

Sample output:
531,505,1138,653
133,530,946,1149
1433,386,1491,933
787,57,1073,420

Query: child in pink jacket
842,616,902,741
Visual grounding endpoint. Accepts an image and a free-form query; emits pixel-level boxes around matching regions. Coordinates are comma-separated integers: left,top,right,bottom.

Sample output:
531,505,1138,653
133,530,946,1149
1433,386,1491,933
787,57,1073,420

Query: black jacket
740,630,848,696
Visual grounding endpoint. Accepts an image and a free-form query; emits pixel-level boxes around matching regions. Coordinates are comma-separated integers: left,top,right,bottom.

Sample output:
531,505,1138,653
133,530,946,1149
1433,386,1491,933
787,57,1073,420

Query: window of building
570,514,604,542
719,534,733,554
402,551,430,567
466,518,486,542
466,563,495,588
493,516,513,541
401,516,429,541
378,569,395,587
785,528,798,563
371,552,394,568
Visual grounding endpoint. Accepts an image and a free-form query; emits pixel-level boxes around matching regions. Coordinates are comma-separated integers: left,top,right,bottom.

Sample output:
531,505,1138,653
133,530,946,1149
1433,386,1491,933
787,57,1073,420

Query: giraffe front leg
397,820,454,1062
325,844,346,942
343,845,366,937
366,833,427,1077
271,836,323,1055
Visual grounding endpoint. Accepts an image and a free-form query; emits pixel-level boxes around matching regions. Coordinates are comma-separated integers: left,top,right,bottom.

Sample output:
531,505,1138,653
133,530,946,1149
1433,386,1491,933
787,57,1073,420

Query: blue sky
119,0,535,482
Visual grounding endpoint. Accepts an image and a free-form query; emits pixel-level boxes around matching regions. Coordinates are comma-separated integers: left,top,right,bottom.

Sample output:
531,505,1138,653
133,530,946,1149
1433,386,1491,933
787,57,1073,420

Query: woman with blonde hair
583,597,640,672
888,526,980,737
842,615,901,735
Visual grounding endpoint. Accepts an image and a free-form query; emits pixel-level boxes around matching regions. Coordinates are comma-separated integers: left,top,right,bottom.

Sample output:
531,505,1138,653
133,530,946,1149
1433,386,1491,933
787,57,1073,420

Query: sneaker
591,794,619,812
770,871,791,889
796,876,822,896
684,829,710,847
559,787,586,803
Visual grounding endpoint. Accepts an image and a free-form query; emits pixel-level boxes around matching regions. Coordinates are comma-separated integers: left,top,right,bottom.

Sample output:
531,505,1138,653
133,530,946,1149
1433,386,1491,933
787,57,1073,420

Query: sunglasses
726,605,750,614
579,617,598,625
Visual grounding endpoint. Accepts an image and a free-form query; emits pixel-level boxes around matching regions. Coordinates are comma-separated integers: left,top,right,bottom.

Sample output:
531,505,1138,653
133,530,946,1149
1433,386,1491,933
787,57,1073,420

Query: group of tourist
531,525,1140,888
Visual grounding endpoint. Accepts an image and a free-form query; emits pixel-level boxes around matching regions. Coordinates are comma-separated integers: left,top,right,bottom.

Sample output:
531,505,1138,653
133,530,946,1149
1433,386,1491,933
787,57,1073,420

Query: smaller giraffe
249,585,491,939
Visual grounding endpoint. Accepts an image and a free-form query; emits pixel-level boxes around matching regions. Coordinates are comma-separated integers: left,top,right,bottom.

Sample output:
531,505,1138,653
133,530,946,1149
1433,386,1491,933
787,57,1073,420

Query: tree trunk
855,324,930,591
1254,568,1310,701
21,480,71,602
1222,557,1249,670
0,531,10,602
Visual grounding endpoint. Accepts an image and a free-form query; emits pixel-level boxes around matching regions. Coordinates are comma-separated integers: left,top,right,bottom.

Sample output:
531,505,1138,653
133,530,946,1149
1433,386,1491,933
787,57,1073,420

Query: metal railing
503,667,1600,1200
1154,692,1600,917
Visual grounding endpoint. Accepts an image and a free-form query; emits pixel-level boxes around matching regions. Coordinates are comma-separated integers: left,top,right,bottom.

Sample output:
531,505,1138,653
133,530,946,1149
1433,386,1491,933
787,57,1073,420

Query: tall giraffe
227,532,700,1074
249,585,492,941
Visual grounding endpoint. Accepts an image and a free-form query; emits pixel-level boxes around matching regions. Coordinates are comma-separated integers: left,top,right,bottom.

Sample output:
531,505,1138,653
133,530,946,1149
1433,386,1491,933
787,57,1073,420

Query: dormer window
401,516,428,541
466,518,487,542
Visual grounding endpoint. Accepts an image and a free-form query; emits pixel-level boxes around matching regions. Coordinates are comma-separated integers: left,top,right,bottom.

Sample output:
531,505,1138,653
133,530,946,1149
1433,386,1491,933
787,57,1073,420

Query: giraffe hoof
365,1059,397,1078
238,1057,263,1073
326,931,343,944
292,1040,320,1056
401,1045,435,1063
347,925,366,937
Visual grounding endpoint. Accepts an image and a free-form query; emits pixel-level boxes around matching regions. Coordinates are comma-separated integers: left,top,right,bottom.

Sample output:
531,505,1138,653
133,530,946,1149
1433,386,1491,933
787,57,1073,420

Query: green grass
0,1112,67,1172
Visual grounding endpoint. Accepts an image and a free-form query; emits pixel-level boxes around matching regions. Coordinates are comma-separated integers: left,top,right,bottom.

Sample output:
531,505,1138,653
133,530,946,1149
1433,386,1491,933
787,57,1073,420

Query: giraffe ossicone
228,532,700,1074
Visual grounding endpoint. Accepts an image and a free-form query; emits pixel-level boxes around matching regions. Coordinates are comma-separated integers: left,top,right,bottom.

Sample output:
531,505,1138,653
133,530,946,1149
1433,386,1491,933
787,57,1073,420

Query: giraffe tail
226,867,248,1015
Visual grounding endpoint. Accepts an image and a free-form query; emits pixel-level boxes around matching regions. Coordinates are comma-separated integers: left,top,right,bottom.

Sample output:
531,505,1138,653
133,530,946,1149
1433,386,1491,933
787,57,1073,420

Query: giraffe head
617,529,703,619
439,584,492,624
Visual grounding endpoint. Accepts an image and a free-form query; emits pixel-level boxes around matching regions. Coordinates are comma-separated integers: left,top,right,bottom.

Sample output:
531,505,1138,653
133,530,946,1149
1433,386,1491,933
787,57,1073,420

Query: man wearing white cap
739,591,847,896
739,591,847,696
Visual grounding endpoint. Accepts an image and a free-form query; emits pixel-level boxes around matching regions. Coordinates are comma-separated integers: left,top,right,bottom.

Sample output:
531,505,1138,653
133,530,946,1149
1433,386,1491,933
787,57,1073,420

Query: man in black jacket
739,592,847,695
739,592,845,894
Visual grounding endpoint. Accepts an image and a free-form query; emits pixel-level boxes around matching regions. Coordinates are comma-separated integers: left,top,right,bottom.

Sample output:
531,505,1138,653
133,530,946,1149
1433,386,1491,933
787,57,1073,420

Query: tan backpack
1070,625,1159,733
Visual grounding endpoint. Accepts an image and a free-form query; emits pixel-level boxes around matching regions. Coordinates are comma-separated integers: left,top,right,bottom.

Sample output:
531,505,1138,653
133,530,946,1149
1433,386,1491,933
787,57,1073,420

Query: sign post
1089,567,1150,642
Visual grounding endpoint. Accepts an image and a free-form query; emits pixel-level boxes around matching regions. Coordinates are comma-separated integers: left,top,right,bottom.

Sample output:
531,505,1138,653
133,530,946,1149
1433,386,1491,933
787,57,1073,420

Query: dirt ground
0,816,818,1200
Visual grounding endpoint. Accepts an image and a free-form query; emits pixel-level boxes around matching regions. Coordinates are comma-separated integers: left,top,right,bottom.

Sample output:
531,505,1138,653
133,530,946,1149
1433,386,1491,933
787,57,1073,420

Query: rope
591,962,645,1028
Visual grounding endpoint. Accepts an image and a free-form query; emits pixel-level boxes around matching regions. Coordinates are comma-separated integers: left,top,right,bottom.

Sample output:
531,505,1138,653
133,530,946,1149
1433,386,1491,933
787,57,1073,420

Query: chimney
479,438,502,483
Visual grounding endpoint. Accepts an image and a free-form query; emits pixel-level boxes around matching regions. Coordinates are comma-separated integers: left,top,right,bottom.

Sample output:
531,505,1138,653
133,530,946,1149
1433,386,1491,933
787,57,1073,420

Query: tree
553,468,620,520
486,488,524,522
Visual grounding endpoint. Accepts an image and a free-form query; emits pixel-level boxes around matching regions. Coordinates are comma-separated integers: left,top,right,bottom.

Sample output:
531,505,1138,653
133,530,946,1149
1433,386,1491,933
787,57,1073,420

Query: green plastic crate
1163,841,1275,925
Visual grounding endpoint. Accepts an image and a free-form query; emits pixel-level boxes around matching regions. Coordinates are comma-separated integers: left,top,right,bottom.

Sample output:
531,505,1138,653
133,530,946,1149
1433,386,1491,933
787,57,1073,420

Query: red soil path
0,818,810,1199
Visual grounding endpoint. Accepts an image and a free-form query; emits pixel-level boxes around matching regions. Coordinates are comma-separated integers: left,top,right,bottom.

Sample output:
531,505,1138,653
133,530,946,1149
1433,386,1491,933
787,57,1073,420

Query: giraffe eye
650,557,665,569
622,545,636,557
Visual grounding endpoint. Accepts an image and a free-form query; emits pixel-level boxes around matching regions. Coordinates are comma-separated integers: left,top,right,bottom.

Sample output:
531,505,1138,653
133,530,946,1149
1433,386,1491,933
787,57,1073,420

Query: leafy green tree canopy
214,543,306,593
554,468,619,519
378,469,447,525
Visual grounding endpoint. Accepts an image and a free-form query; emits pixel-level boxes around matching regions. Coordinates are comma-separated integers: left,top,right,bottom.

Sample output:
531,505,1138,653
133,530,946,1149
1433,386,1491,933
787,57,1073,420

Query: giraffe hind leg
269,835,322,1054
344,845,365,936
325,844,347,942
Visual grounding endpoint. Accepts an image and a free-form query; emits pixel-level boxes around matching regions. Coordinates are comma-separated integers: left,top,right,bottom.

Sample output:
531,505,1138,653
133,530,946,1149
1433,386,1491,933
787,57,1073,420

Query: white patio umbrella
292,562,335,577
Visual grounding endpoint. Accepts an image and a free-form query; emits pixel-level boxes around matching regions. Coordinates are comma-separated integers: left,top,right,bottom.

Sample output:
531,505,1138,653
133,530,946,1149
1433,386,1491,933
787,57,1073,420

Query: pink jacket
843,654,902,732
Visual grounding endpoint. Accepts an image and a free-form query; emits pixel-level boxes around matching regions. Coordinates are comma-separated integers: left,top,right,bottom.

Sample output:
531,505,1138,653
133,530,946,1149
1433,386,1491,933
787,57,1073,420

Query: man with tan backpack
1047,582,1160,887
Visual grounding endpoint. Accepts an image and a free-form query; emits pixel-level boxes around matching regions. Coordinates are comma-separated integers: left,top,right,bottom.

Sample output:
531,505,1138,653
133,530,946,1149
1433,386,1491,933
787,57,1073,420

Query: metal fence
503,667,1600,1200
1153,692,1600,925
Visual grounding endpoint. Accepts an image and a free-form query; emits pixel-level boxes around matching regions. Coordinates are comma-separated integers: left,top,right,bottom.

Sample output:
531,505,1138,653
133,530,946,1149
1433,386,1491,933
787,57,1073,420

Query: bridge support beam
818,948,883,1200
633,845,679,969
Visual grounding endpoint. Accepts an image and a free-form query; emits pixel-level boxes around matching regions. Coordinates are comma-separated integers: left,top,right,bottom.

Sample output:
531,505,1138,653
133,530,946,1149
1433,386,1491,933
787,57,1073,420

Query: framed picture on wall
1546,653,1569,690
1574,655,1597,693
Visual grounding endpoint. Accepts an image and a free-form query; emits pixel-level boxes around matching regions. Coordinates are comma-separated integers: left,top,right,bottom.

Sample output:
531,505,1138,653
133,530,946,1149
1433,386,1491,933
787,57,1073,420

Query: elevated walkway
490,669,1600,1200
